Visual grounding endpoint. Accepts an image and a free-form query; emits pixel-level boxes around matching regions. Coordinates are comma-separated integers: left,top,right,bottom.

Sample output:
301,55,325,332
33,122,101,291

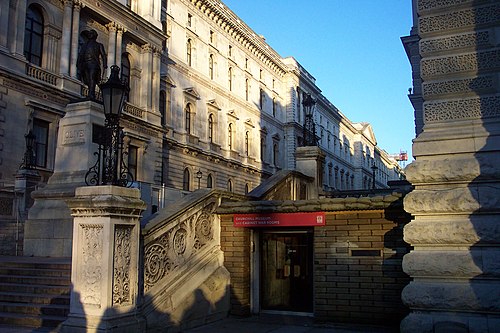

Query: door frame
250,228,314,316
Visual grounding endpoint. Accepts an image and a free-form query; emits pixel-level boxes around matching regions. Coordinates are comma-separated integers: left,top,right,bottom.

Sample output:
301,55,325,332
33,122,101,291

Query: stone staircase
0,256,71,329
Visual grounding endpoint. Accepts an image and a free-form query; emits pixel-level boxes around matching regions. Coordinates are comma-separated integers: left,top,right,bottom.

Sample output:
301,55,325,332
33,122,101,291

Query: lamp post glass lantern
85,65,132,187
22,131,36,170
196,169,202,189
302,93,318,147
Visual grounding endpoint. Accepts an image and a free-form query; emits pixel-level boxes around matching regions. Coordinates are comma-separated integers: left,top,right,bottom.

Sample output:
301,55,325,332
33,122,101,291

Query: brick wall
220,214,251,316
314,210,411,326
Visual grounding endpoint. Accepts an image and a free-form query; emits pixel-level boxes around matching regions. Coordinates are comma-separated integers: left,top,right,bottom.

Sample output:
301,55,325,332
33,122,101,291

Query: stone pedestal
61,185,146,333
295,146,325,199
24,100,105,256
14,168,41,218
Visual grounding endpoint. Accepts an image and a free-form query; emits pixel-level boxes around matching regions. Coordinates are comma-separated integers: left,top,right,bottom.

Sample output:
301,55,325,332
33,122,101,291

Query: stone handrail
26,64,58,86
140,189,242,328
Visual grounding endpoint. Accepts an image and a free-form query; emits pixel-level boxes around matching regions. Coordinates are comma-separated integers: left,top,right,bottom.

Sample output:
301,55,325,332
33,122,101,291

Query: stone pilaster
401,1,500,332
295,146,325,199
61,185,146,333
59,0,73,76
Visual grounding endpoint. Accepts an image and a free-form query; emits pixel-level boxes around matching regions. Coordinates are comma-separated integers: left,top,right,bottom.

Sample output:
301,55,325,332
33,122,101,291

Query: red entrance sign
233,212,326,228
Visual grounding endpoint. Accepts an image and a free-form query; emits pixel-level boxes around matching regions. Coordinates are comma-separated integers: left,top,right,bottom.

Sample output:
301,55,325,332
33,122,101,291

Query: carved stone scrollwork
113,225,132,306
173,228,187,255
418,0,474,12
422,76,495,98
81,224,103,307
194,212,213,250
144,242,170,291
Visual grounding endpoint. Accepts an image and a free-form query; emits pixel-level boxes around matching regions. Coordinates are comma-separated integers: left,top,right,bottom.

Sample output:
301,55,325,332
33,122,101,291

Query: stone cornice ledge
217,192,403,214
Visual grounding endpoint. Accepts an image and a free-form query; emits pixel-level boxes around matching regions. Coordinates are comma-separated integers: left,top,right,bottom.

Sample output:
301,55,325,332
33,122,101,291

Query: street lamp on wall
22,131,36,170
85,65,132,187
196,169,202,189
302,93,318,147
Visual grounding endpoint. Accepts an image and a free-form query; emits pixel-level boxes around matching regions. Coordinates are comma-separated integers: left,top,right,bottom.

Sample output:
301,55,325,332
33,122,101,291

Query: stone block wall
220,215,251,316
314,210,410,326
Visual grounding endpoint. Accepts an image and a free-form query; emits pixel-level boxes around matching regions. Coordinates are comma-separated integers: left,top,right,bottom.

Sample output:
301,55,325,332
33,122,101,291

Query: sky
222,0,415,161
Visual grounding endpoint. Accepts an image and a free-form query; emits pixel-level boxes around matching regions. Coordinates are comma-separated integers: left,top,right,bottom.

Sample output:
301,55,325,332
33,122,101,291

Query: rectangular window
33,118,49,168
128,145,138,180
187,13,192,27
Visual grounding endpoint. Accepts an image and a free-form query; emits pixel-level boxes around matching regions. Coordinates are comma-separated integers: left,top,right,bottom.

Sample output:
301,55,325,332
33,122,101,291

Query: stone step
0,267,71,278
0,310,66,328
0,291,69,305
0,261,71,271
0,282,70,296
0,274,70,286
0,301,70,316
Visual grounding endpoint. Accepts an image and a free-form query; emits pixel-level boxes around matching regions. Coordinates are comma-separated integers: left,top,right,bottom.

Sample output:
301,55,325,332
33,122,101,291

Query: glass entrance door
260,230,313,313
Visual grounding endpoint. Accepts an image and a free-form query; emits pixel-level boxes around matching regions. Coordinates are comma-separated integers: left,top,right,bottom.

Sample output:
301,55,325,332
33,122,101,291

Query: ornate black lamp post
196,169,202,189
86,65,132,187
371,163,378,189
302,93,318,147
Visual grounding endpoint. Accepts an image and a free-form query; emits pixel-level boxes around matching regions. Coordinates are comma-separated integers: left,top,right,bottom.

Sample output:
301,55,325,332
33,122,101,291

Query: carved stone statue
77,29,107,100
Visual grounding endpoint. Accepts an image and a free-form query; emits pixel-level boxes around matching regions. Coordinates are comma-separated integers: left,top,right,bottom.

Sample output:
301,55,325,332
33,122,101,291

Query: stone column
141,44,153,110
106,23,117,76
295,146,325,199
70,1,83,78
61,186,146,333
151,46,161,115
114,26,124,69
59,0,73,76
9,0,27,55
0,0,9,49
401,1,500,332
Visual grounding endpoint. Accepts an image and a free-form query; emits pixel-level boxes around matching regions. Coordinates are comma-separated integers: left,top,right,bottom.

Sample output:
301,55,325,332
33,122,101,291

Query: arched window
228,67,233,91
245,183,250,195
209,54,214,79
228,123,233,150
183,168,190,191
207,174,213,188
245,131,249,156
159,90,166,127
227,179,233,192
121,53,131,101
208,114,214,143
186,39,192,66
185,104,191,134
24,5,44,66
272,98,277,117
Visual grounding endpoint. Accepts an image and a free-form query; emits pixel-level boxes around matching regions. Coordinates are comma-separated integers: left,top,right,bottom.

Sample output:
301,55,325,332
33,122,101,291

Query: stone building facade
0,0,402,256
402,0,500,331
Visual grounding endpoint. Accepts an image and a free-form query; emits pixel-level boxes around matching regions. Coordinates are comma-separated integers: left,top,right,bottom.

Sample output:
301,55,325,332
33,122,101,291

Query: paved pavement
0,315,398,333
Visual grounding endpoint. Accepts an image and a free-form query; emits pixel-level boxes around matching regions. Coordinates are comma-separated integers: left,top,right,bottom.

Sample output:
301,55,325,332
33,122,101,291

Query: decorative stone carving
422,76,495,98
173,228,187,255
113,225,132,306
418,0,475,12
194,211,213,249
421,50,500,79
420,31,491,55
424,96,500,122
143,203,218,292
80,224,103,307
418,5,500,34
